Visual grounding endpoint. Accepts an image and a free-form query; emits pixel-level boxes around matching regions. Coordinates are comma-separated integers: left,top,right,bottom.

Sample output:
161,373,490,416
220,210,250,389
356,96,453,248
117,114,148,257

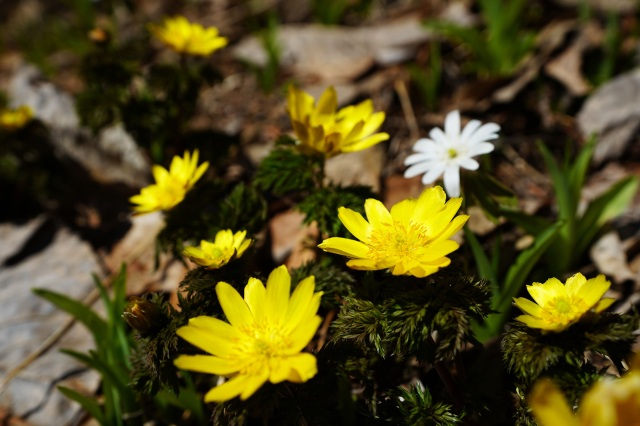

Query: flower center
367,220,431,263
448,148,459,159
541,296,589,326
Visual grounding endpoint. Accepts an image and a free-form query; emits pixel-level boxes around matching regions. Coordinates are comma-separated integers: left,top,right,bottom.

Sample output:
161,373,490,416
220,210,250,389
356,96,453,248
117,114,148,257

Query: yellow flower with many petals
129,150,209,215
530,359,640,426
318,186,468,278
183,229,253,269
287,85,389,157
148,16,228,57
0,105,33,131
174,265,323,402
513,273,615,332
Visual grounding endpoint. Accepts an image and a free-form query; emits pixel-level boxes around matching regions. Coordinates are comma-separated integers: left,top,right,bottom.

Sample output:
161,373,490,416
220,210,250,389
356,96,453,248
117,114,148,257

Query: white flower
403,110,500,197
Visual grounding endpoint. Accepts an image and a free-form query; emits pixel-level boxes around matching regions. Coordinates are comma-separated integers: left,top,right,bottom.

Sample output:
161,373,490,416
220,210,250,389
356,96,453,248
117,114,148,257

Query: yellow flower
129,150,209,215
287,85,389,157
318,186,469,278
530,359,640,426
513,273,615,332
0,105,33,131
183,229,253,269
174,265,323,402
148,16,228,57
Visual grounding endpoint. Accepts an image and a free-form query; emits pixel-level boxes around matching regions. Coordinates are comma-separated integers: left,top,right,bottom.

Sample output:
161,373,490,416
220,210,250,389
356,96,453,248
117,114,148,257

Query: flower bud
123,296,161,334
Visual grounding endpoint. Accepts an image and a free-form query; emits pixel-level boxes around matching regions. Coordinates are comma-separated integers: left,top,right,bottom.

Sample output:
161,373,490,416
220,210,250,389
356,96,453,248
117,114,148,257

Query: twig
316,309,336,351
394,79,420,142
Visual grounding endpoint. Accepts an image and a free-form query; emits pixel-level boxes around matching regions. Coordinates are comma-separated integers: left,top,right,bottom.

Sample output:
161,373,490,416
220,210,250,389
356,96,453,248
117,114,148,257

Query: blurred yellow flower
318,186,468,278
174,265,323,402
287,85,389,157
149,16,228,57
530,359,640,426
0,105,33,131
513,273,615,332
183,229,253,269
129,150,209,215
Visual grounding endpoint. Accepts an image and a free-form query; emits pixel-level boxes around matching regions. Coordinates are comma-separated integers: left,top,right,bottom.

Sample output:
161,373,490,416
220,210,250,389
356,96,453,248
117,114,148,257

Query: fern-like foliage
502,311,639,384
290,259,355,310
332,270,492,362
254,138,321,196
297,183,377,238
384,384,461,425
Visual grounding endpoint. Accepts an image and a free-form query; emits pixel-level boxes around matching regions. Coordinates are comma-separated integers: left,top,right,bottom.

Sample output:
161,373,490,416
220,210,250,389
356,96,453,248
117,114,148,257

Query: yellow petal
389,198,416,228
216,282,253,327
268,357,291,384
318,237,370,258
435,215,469,242
564,273,587,298
426,197,464,237
407,264,440,278
173,354,246,376
515,315,559,331
239,369,270,400
337,207,370,242
527,279,563,307
341,132,390,152
529,379,579,426
594,297,615,313
579,275,611,309
265,265,291,325
287,353,318,383
284,276,316,332
287,315,322,353
416,239,459,261
244,277,266,321
204,374,251,403
176,321,237,357
364,198,392,227
513,297,544,317
316,86,337,116
410,187,445,223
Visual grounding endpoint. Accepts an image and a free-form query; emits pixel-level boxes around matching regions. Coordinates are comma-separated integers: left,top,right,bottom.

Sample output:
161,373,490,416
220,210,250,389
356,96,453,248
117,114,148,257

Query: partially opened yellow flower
183,229,253,269
0,105,33,131
530,359,640,426
287,85,389,157
149,16,228,57
318,186,469,278
130,150,209,215
513,273,615,332
174,265,323,402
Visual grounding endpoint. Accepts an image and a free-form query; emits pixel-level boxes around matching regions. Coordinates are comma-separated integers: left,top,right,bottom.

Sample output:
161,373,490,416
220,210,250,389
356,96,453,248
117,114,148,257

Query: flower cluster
404,110,500,197
174,266,323,402
287,85,389,157
149,16,228,57
0,105,33,131
530,359,640,425
183,229,253,269
318,186,469,278
129,150,209,215
513,273,614,332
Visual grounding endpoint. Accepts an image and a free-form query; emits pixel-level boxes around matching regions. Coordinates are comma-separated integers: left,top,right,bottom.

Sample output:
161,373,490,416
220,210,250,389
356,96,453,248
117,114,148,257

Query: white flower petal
404,161,438,179
444,110,461,141
467,142,495,157
468,123,500,145
459,120,481,143
428,127,451,146
443,166,461,197
422,163,446,185
458,157,479,170
413,138,440,153
404,152,437,166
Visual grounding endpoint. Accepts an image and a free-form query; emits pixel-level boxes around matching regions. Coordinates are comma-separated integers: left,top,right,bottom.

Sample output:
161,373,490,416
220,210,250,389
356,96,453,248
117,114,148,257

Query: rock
0,217,101,426
232,15,431,83
577,67,640,164
8,64,149,187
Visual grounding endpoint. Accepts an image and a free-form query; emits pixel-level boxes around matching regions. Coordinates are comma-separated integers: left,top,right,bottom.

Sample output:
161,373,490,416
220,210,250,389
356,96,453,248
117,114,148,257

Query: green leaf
576,176,639,256
60,349,129,391
33,289,107,342
567,136,597,207
57,386,105,425
464,227,498,295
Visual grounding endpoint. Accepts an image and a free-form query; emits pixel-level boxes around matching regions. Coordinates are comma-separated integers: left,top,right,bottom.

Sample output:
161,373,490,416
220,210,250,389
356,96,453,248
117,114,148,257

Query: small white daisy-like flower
404,110,500,197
